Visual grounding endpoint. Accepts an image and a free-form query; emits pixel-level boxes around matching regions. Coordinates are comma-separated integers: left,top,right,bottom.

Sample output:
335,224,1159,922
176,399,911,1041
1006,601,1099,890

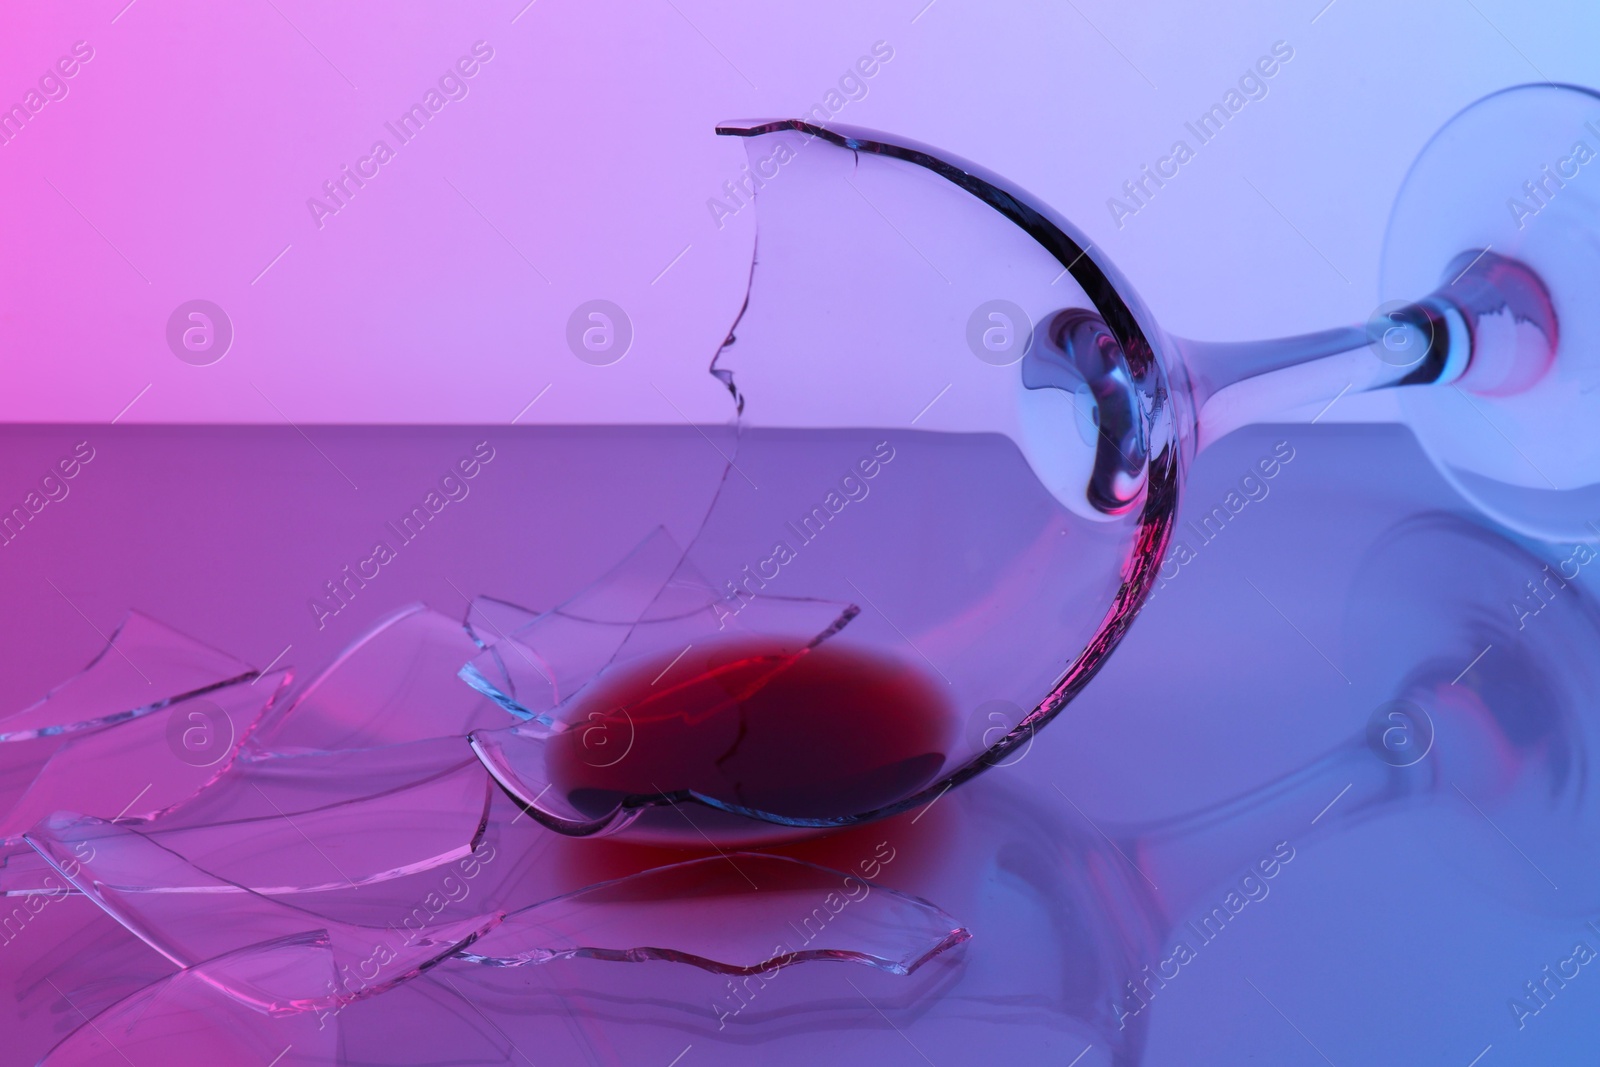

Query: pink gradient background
2,0,1596,425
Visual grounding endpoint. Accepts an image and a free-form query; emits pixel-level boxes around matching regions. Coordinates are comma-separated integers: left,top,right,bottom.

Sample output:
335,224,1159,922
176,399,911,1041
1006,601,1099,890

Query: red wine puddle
547,638,955,821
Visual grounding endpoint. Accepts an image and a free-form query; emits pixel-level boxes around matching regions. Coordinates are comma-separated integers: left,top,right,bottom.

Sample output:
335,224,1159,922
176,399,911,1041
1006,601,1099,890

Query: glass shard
38,936,339,1065
258,604,512,753
460,527,695,724
102,737,494,893
0,611,257,744
463,526,902,837
459,853,969,977
24,813,497,1010
0,612,261,835
0,670,290,845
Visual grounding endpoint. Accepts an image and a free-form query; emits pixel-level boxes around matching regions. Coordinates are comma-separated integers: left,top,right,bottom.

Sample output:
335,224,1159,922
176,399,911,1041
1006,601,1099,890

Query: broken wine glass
466,83,1600,843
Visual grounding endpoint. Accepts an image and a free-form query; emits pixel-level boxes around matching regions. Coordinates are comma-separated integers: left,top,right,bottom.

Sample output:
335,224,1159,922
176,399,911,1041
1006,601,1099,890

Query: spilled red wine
546,638,956,822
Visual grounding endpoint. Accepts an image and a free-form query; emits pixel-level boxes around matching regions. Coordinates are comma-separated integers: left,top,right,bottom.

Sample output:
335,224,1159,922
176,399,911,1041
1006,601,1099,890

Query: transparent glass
468,84,1600,844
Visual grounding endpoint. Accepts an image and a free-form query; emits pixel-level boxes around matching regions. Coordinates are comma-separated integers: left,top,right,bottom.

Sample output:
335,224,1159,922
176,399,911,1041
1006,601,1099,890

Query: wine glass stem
1170,249,1557,452
1175,305,1464,451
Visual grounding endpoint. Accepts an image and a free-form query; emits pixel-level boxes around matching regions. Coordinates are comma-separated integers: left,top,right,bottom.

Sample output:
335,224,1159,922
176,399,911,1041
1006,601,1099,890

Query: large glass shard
107,738,493,893
38,937,339,1065
0,613,261,841
157,735,477,828
4,890,181,1060
0,842,69,894
25,813,497,1008
0,670,290,845
460,853,968,977
0,611,257,744
258,605,511,753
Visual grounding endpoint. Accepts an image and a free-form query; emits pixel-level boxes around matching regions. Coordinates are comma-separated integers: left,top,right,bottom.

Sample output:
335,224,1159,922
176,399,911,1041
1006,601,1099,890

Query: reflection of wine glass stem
1116,736,1431,926
1167,251,1556,448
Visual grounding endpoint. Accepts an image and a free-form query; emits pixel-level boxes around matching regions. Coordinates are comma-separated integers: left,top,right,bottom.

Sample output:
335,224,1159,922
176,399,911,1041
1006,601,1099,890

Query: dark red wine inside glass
546,638,957,822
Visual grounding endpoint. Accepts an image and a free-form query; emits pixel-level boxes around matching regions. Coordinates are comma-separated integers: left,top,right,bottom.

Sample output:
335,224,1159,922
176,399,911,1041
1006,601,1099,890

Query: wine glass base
1382,83,1600,541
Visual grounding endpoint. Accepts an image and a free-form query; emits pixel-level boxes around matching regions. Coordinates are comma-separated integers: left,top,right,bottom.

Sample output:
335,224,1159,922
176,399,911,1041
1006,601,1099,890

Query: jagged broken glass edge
112,743,497,894
129,670,295,826
466,598,866,837
23,812,500,1013
249,601,437,751
464,591,864,831
701,117,1184,824
459,656,556,727
36,932,344,1063
455,852,972,978
0,611,260,744
0,669,295,858
456,519,861,729
459,593,860,726
455,527,690,726
477,117,1179,837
